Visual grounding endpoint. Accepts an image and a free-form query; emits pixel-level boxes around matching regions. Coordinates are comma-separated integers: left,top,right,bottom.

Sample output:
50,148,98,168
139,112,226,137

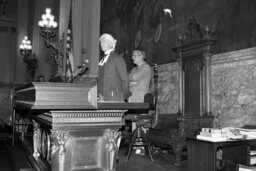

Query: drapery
0,19,16,120
58,0,83,81
58,0,100,80
72,0,83,71
0,20,16,84
72,0,101,78
58,0,71,80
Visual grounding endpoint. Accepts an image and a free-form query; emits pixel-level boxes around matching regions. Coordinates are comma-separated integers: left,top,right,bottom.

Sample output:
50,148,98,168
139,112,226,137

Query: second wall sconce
19,36,38,80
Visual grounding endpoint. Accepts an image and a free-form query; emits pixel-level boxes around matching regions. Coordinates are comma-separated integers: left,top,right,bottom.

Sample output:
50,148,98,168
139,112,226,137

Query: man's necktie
99,54,107,66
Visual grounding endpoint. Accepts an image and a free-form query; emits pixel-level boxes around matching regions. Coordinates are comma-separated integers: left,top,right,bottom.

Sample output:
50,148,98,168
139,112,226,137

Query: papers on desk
197,127,256,142
236,128,256,138
251,156,256,165
222,127,244,139
250,150,256,165
251,150,256,156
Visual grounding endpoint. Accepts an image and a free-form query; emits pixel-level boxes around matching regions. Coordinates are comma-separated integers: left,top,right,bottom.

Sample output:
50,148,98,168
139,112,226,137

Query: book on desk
196,127,240,142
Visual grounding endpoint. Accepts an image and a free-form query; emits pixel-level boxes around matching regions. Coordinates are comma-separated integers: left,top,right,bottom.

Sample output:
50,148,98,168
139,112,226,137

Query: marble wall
157,47,256,128
211,47,256,127
157,62,179,114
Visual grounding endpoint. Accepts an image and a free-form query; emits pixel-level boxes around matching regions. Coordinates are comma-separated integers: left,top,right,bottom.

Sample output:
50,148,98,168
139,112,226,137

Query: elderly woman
127,50,152,155
129,50,152,103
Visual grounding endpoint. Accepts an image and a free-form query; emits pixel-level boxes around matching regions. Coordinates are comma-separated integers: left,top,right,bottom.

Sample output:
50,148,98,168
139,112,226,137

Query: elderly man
98,33,130,101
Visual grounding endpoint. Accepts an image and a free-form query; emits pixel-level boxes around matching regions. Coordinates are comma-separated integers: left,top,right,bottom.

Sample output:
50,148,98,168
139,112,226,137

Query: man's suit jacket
98,51,129,101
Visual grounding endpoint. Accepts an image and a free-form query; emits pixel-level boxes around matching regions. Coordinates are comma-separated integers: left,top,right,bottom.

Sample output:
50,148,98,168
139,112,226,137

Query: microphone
78,59,89,69
151,63,158,73
151,63,157,67
74,59,89,78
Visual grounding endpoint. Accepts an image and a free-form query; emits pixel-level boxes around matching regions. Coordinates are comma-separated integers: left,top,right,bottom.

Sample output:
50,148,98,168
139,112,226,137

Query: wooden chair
147,113,187,166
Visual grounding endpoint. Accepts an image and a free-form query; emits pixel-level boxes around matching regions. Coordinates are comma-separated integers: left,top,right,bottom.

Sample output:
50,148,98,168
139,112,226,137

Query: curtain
58,0,100,79
72,0,83,71
0,23,16,84
58,0,71,78
72,0,101,78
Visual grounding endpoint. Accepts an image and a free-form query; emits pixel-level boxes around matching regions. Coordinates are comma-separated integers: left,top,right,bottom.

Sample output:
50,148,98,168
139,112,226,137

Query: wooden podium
15,82,149,171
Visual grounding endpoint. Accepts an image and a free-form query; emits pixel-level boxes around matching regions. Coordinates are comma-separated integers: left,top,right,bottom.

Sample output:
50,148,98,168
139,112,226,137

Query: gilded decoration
51,130,69,155
33,121,41,157
105,129,121,170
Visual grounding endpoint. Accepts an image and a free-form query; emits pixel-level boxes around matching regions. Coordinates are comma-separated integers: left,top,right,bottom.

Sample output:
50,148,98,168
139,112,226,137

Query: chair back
147,64,159,128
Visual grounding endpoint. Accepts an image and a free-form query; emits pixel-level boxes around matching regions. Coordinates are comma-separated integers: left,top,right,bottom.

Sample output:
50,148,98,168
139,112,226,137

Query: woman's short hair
37,75,45,82
133,50,146,60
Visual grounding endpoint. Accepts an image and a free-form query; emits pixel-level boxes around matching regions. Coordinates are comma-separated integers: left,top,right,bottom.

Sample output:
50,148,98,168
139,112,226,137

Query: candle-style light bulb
45,8,51,14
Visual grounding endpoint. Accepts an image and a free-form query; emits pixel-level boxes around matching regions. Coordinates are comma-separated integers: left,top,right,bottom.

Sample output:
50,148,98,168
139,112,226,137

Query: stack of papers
237,126,256,138
196,135,228,142
197,128,227,142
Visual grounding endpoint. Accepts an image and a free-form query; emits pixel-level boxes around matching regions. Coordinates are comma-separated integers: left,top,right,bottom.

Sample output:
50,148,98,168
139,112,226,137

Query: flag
65,3,74,83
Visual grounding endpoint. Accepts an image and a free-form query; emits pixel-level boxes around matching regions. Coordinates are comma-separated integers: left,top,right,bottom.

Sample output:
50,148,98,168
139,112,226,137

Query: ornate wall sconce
38,8,64,70
19,36,38,80
38,8,58,47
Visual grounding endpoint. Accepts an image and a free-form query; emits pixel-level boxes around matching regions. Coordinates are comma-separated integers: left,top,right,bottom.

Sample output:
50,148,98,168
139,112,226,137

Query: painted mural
101,0,256,68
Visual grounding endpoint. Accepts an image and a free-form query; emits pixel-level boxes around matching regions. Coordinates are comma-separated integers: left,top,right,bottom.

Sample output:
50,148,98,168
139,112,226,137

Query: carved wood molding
0,25,15,33
51,110,125,124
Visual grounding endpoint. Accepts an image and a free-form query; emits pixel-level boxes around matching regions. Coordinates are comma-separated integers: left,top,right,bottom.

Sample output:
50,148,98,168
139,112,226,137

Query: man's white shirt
99,49,114,66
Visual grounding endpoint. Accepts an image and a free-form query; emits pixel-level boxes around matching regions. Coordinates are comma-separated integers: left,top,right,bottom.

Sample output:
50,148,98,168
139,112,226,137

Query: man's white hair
100,33,117,49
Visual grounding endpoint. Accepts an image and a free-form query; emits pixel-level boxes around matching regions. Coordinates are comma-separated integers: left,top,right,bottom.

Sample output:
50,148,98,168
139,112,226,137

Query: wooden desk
187,137,256,171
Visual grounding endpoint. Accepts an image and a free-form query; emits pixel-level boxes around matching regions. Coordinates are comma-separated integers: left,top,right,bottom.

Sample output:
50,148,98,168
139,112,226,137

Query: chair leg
140,130,154,161
145,144,154,161
140,128,148,143
126,128,138,162
126,143,133,162
131,129,138,144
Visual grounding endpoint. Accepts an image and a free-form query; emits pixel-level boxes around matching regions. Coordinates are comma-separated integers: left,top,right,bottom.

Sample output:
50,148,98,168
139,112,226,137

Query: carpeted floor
117,147,187,171
0,136,188,171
